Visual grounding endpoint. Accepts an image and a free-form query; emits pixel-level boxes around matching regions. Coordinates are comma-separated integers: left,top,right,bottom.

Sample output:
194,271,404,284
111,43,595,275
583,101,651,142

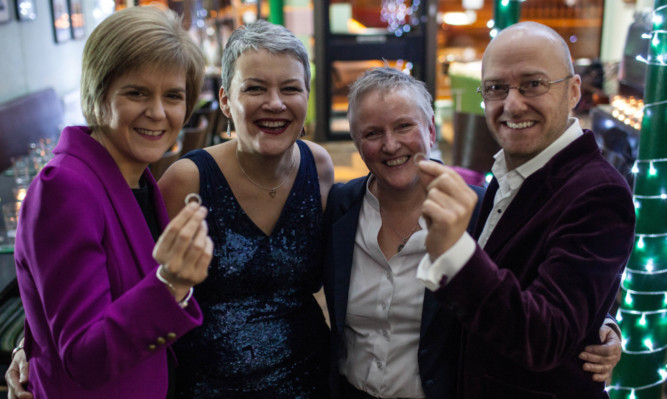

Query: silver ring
184,193,202,206
413,152,428,165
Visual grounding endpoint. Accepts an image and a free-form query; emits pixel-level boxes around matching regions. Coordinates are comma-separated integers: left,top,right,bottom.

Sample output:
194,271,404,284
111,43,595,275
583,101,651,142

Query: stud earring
226,119,231,138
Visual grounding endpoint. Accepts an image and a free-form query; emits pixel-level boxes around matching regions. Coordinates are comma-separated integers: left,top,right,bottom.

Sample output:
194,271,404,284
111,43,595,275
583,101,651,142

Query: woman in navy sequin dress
158,20,334,398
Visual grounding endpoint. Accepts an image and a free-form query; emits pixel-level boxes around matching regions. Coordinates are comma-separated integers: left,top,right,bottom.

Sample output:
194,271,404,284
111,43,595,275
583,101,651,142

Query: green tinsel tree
492,0,522,34
609,0,667,398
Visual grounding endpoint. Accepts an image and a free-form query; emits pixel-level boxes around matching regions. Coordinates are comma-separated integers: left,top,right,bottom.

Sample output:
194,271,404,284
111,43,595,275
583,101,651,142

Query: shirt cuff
416,232,476,291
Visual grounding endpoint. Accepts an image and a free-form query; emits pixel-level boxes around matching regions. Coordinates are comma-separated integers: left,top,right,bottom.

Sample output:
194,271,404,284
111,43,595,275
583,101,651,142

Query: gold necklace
379,205,421,252
235,145,297,198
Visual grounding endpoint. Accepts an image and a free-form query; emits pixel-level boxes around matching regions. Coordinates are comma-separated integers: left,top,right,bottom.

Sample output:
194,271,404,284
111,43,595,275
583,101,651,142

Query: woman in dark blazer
9,6,213,398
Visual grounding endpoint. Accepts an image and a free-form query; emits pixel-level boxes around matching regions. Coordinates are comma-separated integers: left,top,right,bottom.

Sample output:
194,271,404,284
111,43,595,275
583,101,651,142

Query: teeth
506,121,535,129
258,121,286,128
136,128,163,136
386,156,409,167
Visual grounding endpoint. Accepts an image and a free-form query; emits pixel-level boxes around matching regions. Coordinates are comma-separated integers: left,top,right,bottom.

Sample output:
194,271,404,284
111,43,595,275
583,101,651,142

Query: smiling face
220,49,308,156
92,65,187,186
351,87,436,191
481,25,581,170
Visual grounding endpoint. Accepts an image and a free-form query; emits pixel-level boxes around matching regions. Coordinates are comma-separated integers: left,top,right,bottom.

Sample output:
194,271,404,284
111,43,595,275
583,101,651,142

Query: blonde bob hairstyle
81,6,205,129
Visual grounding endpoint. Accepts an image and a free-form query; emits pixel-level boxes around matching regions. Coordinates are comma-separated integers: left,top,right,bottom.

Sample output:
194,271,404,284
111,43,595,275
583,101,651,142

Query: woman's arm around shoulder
303,140,334,210
158,157,201,220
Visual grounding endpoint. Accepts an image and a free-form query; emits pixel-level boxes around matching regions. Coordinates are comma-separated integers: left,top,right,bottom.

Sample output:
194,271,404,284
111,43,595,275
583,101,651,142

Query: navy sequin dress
173,141,330,398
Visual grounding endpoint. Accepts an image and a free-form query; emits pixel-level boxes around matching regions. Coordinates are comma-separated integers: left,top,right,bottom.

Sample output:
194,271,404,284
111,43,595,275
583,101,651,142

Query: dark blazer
323,172,485,399
14,126,203,398
432,131,635,399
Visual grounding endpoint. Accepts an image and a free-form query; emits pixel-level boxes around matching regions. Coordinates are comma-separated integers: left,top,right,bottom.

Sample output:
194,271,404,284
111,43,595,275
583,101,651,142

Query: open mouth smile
385,156,410,167
136,128,165,137
505,121,535,129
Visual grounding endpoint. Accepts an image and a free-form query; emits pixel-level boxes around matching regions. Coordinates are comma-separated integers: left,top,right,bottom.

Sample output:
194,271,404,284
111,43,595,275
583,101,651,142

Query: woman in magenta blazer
10,7,213,398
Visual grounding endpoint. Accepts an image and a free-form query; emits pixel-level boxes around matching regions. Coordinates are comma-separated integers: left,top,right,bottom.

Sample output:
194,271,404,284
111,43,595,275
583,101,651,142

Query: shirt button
148,344,156,351
381,302,387,309
382,330,389,338
376,361,382,369
156,337,166,345
166,332,177,340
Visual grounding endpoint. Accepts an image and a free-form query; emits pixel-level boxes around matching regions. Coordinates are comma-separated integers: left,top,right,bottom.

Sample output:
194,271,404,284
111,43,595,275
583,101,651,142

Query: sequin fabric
174,141,330,398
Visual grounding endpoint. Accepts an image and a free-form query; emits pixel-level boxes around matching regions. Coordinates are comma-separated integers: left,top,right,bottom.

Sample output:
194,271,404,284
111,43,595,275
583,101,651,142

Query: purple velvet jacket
14,126,203,398
433,131,635,399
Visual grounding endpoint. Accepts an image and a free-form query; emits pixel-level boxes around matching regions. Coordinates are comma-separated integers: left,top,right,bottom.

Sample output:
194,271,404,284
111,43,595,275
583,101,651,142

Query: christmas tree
609,0,667,397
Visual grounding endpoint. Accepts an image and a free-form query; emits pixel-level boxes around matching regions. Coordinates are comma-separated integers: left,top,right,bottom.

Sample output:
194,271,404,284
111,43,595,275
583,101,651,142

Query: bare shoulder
157,157,200,219
302,140,334,184
302,140,334,209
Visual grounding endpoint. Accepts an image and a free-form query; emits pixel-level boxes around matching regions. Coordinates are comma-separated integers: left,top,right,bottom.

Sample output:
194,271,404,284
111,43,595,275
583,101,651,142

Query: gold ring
184,193,202,206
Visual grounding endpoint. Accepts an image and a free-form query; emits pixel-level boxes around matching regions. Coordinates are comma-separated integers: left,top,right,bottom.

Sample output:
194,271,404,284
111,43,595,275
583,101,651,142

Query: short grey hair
221,20,311,93
347,66,433,135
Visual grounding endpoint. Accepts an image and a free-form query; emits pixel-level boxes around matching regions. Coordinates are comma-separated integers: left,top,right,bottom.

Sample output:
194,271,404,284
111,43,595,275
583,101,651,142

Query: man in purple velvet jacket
415,22,635,398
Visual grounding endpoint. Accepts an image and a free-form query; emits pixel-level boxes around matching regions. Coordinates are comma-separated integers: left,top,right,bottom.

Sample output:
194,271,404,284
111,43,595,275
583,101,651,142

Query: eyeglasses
476,75,573,100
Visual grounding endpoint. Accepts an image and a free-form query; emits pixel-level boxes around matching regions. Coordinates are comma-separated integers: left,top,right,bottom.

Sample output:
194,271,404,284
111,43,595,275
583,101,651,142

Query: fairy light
380,0,420,37
637,236,645,249
644,338,654,351
609,3,667,398
639,313,647,326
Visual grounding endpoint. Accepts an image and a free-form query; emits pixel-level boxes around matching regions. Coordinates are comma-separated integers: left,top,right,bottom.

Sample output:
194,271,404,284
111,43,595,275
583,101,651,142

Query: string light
380,0,420,37
609,1,667,397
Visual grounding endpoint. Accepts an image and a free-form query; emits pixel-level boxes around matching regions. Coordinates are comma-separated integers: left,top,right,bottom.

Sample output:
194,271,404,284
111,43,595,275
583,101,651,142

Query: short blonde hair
81,6,205,128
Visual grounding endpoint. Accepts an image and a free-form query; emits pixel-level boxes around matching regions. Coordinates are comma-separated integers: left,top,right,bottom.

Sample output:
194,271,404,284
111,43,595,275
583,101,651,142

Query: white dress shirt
340,177,427,398
417,118,583,291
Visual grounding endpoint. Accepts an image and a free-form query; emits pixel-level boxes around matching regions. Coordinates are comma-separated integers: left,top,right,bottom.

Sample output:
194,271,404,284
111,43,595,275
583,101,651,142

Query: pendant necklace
379,205,421,253
235,145,296,198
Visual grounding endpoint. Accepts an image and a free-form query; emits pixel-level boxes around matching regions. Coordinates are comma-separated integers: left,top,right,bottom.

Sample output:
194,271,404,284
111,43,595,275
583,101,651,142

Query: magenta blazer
14,126,203,398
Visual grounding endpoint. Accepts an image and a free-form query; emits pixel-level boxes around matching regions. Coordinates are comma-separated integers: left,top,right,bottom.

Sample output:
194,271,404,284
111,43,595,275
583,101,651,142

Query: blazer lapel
480,167,556,259
420,289,440,341
66,130,159,278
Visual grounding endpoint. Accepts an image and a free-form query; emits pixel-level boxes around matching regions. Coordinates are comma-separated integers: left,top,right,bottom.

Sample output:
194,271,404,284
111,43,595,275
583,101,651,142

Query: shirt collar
491,117,583,181
364,174,427,231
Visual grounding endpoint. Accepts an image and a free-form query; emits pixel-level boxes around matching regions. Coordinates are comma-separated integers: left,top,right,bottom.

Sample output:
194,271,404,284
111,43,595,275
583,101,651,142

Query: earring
226,119,231,138
300,127,306,138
